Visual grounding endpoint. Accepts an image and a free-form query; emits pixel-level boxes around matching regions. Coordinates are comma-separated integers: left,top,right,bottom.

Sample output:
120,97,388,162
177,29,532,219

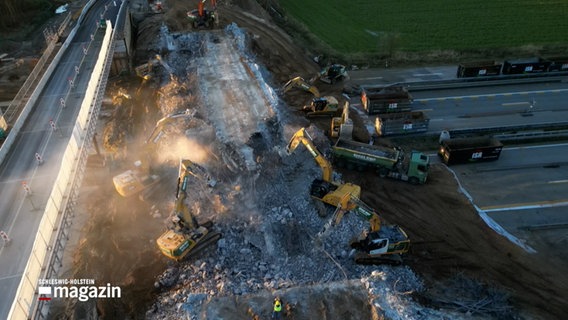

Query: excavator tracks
182,229,222,262
354,252,403,266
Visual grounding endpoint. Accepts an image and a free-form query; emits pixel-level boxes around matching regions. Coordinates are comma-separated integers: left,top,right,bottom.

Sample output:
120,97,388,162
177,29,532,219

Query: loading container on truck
332,139,429,184
438,137,503,165
456,61,503,78
502,58,551,75
546,57,568,72
374,111,430,137
361,86,413,115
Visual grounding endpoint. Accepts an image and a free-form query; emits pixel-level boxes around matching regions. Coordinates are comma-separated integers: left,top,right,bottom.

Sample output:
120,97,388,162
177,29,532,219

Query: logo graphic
38,279,121,302
38,286,52,301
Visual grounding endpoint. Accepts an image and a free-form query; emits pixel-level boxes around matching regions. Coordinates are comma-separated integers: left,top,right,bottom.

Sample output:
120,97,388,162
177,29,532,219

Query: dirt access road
29,0,568,319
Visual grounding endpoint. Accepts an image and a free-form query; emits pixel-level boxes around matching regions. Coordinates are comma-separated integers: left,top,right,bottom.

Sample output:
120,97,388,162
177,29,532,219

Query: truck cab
405,151,429,184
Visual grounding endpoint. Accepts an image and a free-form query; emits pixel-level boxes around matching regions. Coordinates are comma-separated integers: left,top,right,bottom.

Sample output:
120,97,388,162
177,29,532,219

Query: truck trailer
375,111,430,137
361,86,413,115
438,137,503,165
456,61,502,78
502,58,551,75
331,139,429,184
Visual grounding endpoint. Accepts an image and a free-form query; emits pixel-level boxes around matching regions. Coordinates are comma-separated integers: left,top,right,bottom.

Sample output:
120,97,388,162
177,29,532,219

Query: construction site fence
7,1,120,318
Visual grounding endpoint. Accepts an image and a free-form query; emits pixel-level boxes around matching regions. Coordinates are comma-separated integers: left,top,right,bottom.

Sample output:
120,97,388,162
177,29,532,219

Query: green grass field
279,0,568,54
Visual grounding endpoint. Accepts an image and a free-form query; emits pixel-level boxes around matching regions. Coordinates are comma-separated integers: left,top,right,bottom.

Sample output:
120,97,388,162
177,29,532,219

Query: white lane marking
412,73,443,77
415,88,568,102
505,143,568,150
549,180,568,184
482,200,568,212
355,76,383,80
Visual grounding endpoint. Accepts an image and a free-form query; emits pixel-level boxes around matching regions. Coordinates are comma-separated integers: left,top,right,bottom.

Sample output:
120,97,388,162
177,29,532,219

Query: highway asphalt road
411,82,568,132
447,143,568,253
0,1,119,318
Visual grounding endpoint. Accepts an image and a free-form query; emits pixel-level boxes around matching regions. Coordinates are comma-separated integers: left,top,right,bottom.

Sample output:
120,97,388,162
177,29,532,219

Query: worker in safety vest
272,297,282,319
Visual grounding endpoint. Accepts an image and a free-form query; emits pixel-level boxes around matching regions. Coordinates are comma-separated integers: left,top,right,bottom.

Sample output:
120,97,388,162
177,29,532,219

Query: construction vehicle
457,61,503,78
187,0,217,29
112,111,195,198
156,159,221,261
438,133,503,165
319,64,348,84
282,76,320,97
135,54,173,80
286,128,361,217
330,102,353,139
374,111,430,137
349,211,410,265
326,193,410,265
331,139,429,184
303,96,342,117
361,85,413,115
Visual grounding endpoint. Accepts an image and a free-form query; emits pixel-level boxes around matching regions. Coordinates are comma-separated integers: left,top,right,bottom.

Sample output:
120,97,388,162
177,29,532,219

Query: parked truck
375,111,429,137
331,139,429,184
438,136,503,165
456,61,502,78
502,58,551,75
361,86,413,115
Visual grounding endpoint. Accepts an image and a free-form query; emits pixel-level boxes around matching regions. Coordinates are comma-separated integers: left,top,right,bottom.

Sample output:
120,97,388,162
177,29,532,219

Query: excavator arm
156,158,221,261
282,77,320,97
173,159,202,230
286,128,333,182
332,192,382,229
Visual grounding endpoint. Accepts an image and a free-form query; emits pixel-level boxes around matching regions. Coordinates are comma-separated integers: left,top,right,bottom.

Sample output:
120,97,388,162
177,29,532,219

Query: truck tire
409,177,419,185
378,167,389,178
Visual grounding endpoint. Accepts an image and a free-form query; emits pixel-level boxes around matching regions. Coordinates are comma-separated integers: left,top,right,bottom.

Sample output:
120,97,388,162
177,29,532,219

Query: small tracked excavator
286,127,361,217
319,64,348,84
303,96,342,117
156,159,221,261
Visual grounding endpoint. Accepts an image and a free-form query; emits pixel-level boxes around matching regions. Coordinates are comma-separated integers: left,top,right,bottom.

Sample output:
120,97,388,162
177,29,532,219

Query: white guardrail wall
7,0,125,318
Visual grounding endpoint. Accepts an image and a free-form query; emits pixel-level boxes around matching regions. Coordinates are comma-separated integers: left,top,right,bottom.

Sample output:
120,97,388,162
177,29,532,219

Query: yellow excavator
320,191,410,265
156,159,222,261
282,76,320,97
286,127,361,217
112,110,195,199
348,204,411,265
135,54,174,81
302,96,343,117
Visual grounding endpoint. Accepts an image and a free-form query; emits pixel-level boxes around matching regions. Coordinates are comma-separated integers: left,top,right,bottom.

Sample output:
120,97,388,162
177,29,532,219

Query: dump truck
374,111,429,137
438,136,503,165
456,61,502,78
361,86,413,115
331,139,429,184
